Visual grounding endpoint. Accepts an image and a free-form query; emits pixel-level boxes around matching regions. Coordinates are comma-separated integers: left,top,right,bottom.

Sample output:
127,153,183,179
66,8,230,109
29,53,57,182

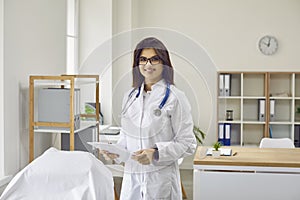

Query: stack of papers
206,148,232,156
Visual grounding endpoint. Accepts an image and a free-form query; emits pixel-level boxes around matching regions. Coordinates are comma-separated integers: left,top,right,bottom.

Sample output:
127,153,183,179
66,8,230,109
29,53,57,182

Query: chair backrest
259,138,295,148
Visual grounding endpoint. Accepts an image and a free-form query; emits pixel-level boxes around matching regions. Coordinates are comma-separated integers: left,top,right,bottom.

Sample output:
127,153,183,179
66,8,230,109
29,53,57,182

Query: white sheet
0,148,114,200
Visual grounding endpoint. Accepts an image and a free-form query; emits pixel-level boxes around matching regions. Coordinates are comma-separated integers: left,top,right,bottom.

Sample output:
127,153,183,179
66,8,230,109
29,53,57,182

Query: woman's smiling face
138,48,163,85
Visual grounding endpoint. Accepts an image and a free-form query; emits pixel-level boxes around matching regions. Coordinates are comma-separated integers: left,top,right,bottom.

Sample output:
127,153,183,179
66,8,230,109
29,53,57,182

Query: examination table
0,148,114,200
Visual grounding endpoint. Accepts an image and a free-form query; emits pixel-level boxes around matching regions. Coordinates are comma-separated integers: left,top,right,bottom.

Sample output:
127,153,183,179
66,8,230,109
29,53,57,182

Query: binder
218,124,224,144
224,74,231,96
224,124,231,146
258,99,265,121
269,125,273,138
294,126,300,147
219,74,224,96
270,99,275,121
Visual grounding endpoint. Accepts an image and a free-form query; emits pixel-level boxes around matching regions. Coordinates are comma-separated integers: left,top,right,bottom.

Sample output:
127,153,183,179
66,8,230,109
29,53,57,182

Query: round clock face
258,35,278,55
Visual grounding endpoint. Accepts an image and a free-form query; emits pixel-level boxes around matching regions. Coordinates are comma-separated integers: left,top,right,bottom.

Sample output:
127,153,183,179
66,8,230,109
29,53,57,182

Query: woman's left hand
131,148,156,165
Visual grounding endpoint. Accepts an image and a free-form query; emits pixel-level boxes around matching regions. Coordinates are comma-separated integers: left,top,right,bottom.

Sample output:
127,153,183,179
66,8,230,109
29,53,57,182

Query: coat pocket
146,166,173,199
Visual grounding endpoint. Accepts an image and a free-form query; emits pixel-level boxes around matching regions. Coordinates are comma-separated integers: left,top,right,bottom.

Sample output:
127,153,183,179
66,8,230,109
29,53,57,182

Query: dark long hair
132,37,174,88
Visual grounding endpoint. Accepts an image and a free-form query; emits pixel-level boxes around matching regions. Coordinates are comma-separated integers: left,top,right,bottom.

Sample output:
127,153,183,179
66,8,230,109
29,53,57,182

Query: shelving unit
268,73,293,141
29,74,100,162
217,72,300,147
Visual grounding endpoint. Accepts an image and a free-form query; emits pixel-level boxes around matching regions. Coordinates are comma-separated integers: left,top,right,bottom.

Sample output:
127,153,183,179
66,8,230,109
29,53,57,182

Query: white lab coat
118,79,197,200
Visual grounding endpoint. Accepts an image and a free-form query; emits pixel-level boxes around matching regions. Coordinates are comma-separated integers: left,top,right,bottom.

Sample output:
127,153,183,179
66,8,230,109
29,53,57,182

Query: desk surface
194,146,300,168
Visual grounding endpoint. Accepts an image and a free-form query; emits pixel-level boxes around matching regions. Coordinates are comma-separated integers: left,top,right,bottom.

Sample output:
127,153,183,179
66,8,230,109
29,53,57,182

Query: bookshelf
217,72,300,147
29,74,100,162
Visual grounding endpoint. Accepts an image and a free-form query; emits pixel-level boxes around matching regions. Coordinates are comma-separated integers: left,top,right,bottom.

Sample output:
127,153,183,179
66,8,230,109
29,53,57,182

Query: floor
114,169,193,200
180,169,193,200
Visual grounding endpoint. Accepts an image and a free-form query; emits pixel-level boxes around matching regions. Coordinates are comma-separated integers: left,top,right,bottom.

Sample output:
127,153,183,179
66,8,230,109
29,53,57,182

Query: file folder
269,125,273,138
218,124,224,144
270,99,275,121
294,126,300,147
224,74,231,96
258,99,265,121
219,74,224,96
224,123,231,146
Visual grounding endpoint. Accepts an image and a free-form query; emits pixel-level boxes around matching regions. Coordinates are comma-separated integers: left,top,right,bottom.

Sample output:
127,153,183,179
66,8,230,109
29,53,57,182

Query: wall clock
258,35,278,55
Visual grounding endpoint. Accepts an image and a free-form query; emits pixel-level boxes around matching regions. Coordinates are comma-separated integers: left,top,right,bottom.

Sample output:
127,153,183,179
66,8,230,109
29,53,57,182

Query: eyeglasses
139,56,161,66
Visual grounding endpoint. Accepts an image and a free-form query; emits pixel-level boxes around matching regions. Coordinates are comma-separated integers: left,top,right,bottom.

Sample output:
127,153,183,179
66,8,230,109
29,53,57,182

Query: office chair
259,138,295,148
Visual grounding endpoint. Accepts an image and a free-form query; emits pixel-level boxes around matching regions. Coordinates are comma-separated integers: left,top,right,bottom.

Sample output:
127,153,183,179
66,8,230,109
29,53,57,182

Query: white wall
130,0,300,146
79,0,112,124
111,0,134,126
4,0,66,175
134,0,300,70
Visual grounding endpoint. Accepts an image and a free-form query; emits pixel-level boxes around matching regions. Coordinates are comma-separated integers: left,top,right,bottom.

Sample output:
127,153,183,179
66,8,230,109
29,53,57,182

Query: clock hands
261,37,271,47
267,37,271,47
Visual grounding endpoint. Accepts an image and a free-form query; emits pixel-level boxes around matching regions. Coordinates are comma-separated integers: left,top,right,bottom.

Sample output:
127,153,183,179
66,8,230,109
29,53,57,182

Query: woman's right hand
100,150,119,160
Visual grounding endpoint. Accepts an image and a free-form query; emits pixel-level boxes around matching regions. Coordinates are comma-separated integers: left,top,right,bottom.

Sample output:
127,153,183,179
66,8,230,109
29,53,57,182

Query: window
66,0,79,74
0,0,4,178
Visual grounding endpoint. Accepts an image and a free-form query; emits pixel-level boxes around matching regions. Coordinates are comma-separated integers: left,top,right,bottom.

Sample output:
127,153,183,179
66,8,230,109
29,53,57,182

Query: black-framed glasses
138,56,161,66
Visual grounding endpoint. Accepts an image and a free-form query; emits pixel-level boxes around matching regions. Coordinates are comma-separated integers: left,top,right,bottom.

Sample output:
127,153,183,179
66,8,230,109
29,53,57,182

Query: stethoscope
121,83,170,117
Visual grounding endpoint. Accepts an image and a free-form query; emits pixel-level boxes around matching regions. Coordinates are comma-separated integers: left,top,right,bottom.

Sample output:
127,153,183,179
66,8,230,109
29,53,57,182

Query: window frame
66,0,79,74
0,0,4,178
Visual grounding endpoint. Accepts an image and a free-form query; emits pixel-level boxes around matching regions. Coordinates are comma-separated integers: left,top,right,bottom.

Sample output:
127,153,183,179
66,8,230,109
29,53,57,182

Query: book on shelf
258,99,265,121
218,124,224,144
294,125,300,147
218,123,231,146
219,74,231,96
270,99,275,121
224,74,231,96
219,74,224,96
224,124,231,146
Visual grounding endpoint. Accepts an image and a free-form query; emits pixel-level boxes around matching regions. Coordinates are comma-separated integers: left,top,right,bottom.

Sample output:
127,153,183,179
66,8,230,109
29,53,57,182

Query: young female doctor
102,37,197,200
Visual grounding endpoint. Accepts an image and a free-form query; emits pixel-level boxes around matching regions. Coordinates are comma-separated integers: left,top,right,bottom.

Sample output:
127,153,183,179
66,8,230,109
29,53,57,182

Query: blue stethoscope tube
121,83,170,117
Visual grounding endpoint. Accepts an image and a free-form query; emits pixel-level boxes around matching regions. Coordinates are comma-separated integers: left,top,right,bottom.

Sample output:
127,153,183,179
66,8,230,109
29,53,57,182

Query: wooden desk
193,146,300,200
